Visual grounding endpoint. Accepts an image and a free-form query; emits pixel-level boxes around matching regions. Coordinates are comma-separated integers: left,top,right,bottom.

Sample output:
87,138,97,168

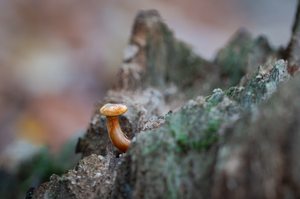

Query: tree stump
32,5,300,199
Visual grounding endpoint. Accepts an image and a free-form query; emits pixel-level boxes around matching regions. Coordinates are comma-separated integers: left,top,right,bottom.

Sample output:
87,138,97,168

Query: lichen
215,29,273,86
232,59,289,110
123,59,290,199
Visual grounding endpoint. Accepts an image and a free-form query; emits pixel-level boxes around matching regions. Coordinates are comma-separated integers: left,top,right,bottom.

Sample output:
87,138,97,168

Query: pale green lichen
127,59,290,199
215,29,273,86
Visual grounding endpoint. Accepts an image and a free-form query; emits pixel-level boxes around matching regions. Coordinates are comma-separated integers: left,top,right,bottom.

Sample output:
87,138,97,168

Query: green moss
167,109,221,152
16,139,80,198
141,138,163,155
206,119,221,133
215,30,253,85
215,30,272,87
229,60,288,109
203,89,225,116
164,154,180,199
175,133,189,147
225,87,241,98
189,119,221,151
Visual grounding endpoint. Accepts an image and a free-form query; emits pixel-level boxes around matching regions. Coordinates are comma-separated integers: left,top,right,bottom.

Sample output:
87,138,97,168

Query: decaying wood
32,7,300,199
286,0,300,74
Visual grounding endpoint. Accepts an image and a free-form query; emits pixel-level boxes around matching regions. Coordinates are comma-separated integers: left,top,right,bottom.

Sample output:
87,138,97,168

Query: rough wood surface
286,0,300,75
32,8,300,199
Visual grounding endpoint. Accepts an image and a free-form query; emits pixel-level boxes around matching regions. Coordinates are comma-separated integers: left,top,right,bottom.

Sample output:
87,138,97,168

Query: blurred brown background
0,0,297,163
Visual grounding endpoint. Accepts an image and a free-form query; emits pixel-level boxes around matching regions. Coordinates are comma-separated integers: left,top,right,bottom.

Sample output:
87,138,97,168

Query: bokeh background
0,0,297,197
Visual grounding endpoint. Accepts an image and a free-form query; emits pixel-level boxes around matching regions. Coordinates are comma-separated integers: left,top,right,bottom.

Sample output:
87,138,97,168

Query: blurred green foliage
0,138,80,199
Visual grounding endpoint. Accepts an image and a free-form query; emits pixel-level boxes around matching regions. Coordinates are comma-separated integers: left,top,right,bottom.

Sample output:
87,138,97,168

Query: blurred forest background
0,0,297,198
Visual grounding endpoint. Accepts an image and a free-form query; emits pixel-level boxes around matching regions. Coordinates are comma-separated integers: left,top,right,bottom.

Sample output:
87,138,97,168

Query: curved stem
106,116,131,152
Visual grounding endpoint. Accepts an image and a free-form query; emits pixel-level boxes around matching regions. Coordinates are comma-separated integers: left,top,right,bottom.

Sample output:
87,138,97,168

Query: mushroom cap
100,103,128,116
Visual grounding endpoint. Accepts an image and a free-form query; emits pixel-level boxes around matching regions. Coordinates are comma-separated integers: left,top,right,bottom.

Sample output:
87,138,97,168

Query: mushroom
100,103,131,152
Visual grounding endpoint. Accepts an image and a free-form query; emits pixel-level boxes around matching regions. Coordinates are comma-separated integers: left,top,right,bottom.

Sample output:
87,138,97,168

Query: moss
215,30,253,85
177,119,221,152
114,60,289,199
215,29,273,87
175,133,189,151
234,60,289,109
165,102,222,153
194,119,221,149
225,86,242,98
206,119,221,133
205,89,224,110
141,137,163,155
164,153,180,199
16,139,80,199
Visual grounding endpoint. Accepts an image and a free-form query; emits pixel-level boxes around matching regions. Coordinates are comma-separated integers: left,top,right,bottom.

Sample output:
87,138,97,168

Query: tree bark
32,8,300,199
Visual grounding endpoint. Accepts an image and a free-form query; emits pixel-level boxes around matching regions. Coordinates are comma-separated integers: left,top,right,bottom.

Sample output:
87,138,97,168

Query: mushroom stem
106,116,131,152
100,103,130,152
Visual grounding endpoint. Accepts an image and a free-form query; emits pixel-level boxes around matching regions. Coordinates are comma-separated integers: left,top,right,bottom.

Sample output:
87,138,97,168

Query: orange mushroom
100,103,131,152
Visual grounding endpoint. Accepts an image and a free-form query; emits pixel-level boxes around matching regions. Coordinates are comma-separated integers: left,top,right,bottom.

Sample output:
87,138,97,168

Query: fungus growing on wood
100,103,131,152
